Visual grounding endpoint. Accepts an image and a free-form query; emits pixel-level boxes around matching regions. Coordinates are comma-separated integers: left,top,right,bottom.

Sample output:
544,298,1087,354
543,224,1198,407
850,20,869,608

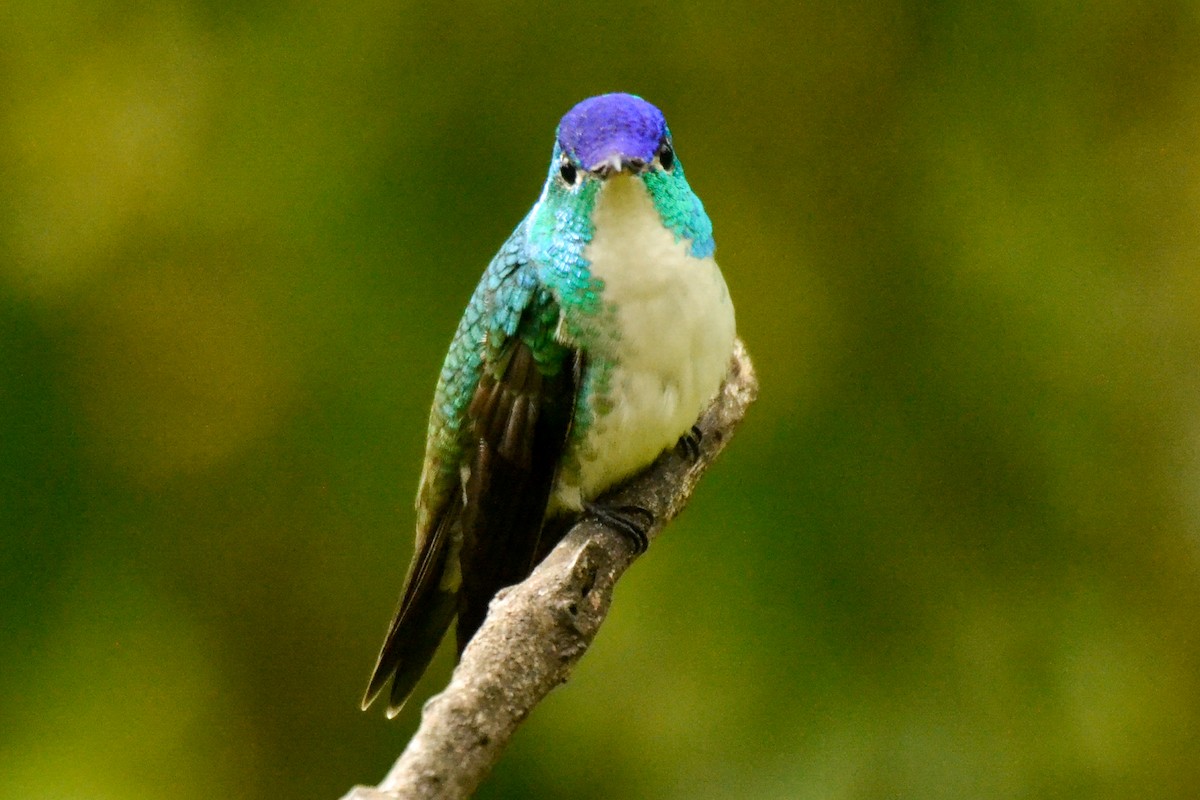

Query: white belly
553,175,736,510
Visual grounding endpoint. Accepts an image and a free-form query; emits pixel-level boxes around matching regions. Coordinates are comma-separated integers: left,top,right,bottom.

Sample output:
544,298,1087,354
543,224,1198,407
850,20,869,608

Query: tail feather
362,499,461,716
360,586,456,717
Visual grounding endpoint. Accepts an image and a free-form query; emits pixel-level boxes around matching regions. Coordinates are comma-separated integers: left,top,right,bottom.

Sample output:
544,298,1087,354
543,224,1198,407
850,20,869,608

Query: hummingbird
362,93,737,717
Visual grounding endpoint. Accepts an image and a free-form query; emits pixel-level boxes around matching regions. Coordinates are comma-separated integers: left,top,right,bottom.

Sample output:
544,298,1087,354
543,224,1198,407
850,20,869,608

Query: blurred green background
3,2,1200,798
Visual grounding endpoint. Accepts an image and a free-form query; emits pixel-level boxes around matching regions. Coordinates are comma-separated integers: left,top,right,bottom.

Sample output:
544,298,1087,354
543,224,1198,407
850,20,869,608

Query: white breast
553,175,736,510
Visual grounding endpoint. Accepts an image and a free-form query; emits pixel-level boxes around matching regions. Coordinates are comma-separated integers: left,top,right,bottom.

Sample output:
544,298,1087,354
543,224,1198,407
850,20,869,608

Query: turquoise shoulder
416,218,570,523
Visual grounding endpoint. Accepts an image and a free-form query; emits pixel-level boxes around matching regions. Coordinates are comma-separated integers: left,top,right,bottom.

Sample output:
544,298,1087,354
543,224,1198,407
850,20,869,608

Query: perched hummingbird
362,93,736,717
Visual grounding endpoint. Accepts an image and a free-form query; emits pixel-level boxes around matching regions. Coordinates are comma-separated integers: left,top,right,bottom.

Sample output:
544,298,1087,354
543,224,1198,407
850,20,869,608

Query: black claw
586,502,654,554
676,424,703,460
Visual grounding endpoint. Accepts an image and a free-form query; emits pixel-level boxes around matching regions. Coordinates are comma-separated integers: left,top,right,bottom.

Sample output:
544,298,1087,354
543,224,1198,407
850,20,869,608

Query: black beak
590,156,647,178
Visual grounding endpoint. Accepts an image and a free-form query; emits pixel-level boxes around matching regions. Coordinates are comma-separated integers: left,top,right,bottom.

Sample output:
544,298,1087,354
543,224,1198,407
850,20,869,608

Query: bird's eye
658,142,675,171
559,158,578,185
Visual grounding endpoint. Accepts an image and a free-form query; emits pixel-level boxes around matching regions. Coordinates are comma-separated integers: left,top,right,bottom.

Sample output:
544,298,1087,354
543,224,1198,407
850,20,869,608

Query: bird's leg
584,502,655,554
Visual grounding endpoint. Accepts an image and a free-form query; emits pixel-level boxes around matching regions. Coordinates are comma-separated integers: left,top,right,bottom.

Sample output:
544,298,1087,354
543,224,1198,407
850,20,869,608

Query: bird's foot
585,502,654,554
675,424,703,460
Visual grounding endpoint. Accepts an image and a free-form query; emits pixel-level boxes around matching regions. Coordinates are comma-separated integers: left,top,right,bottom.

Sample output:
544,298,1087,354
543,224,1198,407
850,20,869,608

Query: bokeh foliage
3,2,1200,798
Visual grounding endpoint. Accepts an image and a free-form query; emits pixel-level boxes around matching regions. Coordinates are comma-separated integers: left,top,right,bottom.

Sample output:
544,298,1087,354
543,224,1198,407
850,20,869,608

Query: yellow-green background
3,2,1199,798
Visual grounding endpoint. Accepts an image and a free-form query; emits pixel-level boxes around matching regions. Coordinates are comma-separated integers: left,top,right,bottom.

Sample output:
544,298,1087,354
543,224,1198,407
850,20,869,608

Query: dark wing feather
455,342,578,653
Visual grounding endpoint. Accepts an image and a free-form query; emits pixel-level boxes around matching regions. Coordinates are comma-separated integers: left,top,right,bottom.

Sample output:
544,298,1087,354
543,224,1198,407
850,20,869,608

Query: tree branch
343,339,758,800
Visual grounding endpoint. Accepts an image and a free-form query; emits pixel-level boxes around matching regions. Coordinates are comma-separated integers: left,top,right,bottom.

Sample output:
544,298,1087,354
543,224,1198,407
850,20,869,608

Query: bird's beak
589,154,647,178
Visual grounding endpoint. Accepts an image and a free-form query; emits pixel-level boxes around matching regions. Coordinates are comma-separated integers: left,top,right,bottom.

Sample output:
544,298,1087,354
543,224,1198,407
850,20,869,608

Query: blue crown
557,93,667,171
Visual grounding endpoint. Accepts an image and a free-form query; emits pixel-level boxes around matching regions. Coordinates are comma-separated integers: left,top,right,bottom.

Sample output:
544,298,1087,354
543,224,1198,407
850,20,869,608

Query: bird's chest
553,178,735,507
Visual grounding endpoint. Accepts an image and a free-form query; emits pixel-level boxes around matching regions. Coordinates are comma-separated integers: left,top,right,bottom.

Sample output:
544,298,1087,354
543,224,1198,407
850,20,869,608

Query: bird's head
528,93,714,266
554,93,674,182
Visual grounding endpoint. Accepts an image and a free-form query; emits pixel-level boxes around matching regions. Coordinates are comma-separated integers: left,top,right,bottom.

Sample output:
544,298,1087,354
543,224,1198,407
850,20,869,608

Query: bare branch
344,339,757,800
